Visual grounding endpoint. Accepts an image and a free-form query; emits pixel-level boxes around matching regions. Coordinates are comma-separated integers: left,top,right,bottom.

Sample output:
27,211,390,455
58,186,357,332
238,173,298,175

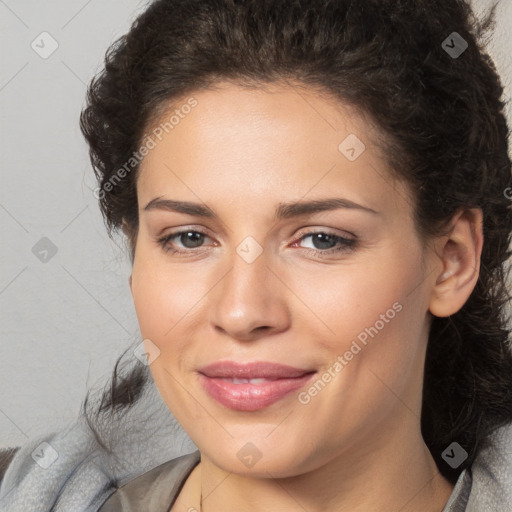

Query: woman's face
130,81,438,477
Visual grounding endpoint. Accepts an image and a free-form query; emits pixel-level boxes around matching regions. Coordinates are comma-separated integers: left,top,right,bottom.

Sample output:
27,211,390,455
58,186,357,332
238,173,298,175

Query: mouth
197,361,317,411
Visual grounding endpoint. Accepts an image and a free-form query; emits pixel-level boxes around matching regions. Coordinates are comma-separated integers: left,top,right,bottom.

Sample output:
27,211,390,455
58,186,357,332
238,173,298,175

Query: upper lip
198,361,316,379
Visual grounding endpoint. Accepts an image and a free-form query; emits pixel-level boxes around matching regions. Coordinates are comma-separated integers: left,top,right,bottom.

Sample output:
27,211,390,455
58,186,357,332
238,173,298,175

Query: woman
2,0,512,510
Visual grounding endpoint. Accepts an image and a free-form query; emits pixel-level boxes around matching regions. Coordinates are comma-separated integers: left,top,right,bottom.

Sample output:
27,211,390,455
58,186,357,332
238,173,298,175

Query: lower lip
198,372,316,411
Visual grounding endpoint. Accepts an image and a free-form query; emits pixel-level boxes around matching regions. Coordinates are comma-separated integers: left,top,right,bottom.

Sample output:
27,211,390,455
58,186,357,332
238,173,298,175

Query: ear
428,208,483,318
121,217,131,237
122,218,134,294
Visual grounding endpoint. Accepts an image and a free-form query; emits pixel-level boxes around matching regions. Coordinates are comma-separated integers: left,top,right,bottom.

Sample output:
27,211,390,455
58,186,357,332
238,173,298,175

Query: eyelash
156,228,356,257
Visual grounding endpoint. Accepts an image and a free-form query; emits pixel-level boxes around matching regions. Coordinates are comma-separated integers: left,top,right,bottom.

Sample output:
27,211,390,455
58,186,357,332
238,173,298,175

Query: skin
128,81,483,512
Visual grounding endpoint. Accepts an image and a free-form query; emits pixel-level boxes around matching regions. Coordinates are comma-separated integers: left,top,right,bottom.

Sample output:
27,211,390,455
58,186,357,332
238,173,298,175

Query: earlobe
122,218,130,237
428,208,483,318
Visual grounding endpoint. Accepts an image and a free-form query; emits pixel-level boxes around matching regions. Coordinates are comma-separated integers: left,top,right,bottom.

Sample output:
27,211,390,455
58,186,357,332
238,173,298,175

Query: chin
201,439,317,478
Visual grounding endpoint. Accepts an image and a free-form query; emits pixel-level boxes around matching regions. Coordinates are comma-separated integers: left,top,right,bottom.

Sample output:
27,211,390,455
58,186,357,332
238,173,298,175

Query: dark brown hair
79,0,512,483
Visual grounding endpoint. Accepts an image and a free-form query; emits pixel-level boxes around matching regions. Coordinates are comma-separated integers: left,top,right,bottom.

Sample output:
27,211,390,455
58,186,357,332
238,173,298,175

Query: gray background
1,0,511,449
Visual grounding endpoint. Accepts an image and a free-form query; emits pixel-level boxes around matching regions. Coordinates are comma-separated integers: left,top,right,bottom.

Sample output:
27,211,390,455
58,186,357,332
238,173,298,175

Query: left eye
293,231,355,254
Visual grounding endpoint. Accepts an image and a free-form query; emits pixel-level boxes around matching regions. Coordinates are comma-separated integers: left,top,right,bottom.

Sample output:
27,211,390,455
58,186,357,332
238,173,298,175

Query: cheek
130,258,210,423
292,265,426,447
297,248,426,384
130,254,213,354
291,258,412,343
130,262,160,338
130,259,197,401
130,254,178,343
336,261,426,403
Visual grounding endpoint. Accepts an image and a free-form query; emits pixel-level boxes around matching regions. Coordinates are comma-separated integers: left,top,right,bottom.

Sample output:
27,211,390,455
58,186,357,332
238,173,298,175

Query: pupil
182,232,203,248
313,233,335,250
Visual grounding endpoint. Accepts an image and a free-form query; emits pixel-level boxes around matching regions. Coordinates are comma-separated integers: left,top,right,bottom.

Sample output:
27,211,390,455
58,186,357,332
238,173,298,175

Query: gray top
97,450,473,511
98,450,201,512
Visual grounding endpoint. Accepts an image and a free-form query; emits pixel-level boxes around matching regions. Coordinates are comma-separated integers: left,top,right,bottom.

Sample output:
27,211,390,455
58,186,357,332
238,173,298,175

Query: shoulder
442,422,512,511
464,422,512,510
98,450,201,512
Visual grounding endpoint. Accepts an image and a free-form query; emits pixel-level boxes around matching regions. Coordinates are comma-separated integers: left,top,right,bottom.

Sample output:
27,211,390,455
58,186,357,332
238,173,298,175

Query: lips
198,361,314,379
197,361,317,411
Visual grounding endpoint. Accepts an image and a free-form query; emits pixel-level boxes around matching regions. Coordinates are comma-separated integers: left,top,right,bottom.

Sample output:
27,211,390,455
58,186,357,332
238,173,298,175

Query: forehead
141,80,382,160
136,81,412,222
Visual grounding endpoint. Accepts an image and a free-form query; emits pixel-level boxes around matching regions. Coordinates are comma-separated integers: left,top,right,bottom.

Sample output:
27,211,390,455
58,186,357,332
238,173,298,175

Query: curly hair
79,0,512,484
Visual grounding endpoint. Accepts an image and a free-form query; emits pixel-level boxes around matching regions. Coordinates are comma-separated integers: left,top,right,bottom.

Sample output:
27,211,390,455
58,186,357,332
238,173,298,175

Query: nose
208,245,291,342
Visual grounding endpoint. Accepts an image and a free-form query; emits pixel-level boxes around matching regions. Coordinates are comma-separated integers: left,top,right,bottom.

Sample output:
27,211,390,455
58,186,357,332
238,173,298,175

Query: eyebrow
143,197,378,219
